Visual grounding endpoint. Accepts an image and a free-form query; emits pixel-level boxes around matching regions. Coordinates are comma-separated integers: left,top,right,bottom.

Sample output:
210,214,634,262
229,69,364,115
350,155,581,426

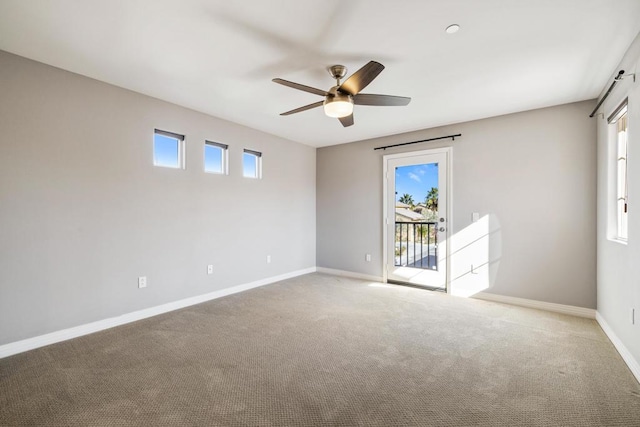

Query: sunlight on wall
449,214,502,297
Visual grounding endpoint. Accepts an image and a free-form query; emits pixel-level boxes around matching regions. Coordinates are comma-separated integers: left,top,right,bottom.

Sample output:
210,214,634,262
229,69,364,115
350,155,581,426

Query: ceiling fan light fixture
323,93,353,118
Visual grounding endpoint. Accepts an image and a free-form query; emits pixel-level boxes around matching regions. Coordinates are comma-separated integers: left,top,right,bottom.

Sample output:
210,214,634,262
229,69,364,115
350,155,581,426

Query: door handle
439,227,446,232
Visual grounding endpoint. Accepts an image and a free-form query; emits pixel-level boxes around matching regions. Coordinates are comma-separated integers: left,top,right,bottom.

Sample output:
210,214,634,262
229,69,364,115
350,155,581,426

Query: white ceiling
1,1,639,148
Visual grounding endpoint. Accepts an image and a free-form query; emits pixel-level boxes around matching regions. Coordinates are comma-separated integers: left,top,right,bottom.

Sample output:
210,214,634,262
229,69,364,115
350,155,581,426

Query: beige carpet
1,273,639,426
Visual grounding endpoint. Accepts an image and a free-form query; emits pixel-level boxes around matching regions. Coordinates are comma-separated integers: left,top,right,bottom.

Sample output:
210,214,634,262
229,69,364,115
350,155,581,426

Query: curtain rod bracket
589,70,625,118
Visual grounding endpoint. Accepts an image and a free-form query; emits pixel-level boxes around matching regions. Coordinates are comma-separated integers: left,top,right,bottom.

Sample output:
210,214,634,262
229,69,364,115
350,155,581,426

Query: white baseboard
0,267,316,359
596,312,640,384
316,267,383,283
472,292,596,319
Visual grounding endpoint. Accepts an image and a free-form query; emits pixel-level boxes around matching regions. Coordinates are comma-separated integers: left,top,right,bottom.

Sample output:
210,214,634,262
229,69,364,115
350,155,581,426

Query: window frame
153,129,185,169
204,140,229,175
243,149,262,179
607,99,628,243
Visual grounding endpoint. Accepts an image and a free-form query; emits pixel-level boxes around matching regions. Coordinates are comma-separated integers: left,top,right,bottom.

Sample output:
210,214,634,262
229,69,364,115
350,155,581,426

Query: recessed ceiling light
445,24,460,34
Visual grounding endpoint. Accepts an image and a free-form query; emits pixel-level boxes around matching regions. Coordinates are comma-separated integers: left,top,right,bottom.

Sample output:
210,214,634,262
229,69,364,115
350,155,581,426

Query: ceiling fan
272,61,411,127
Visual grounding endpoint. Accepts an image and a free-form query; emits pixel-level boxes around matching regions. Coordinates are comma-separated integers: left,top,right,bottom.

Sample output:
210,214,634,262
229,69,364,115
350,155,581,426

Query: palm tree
425,187,438,212
398,193,415,206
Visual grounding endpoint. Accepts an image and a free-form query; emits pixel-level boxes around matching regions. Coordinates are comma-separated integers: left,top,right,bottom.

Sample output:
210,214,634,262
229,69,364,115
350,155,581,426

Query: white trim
316,267,383,282
382,146,454,160
472,292,596,319
382,156,389,282
0,267,316,359
444,148,453,294
596,312,640,384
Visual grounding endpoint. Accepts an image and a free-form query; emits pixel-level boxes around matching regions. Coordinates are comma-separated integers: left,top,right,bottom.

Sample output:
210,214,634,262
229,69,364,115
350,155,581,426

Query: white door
384,149,450,290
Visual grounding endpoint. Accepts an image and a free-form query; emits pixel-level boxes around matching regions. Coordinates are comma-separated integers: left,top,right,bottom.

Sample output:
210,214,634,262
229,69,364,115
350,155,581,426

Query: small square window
243,149,262,179
205,141,228,174
154,129,184,169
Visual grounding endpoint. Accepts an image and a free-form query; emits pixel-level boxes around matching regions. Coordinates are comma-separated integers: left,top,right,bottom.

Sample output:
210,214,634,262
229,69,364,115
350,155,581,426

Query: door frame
382,147,453,293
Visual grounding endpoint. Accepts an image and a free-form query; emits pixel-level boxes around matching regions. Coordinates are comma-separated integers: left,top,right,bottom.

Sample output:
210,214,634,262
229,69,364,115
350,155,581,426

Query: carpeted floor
1,273,639,426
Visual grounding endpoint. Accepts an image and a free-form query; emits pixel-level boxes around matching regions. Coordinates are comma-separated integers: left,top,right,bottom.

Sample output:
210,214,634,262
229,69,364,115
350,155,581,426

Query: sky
395,163,438,204
243,152,258,177
205,143,223,173
153,134,180,168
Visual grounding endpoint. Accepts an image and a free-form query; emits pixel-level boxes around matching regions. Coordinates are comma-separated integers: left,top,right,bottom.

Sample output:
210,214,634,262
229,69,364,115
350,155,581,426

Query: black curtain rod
590,70,625,118
374,133,461,151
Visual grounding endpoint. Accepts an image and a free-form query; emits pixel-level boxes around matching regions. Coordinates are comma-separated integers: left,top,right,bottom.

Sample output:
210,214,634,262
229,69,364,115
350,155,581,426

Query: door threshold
387,280,446,293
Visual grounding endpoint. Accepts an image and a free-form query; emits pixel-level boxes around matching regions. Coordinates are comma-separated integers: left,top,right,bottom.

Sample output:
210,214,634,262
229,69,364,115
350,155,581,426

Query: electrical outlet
365,254,371,262
138,276,147,288
266,255,271,264
472,212,480,222
207,265,214,275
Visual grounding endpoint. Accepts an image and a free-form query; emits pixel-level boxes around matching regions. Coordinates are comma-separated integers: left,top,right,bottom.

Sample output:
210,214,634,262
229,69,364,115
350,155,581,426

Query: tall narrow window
154,129,185,169
243,149,262,179
608,100,628,241
204,141,228,174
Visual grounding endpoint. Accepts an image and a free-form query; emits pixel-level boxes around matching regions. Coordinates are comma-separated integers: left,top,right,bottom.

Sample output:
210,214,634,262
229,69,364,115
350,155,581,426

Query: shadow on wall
449,214,502,297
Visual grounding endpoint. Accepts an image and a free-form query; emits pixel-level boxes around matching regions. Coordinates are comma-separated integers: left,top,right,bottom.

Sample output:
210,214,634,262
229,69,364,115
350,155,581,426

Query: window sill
608,237,628,246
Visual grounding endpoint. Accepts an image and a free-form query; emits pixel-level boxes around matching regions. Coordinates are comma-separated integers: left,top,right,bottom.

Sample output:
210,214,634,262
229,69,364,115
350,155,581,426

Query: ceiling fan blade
354,94,411,106
280,101,324,116
272,78,328,97
338,61,385,95
338,114,354,127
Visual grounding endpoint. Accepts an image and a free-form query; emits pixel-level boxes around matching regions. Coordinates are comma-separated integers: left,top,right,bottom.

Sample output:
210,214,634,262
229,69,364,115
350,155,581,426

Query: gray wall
317,101,596,308
0,50,316,345
596,33,640,370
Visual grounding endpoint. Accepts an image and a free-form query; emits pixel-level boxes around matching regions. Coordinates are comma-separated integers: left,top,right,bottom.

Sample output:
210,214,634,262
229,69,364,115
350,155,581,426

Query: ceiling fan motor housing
328,65,348,83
